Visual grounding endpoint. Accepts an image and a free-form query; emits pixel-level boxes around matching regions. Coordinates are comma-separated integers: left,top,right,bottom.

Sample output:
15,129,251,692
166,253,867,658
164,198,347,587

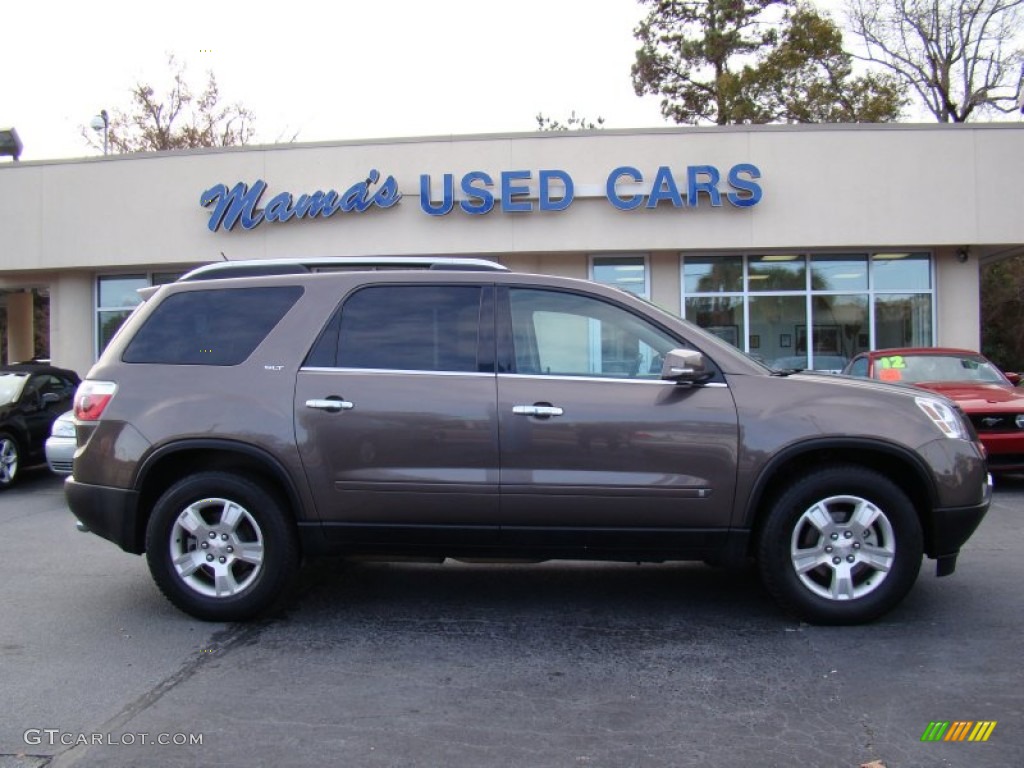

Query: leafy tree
741,7,907,121
535,111,606,130
631,0,906,124
845,0,1024,122
83,55,256,153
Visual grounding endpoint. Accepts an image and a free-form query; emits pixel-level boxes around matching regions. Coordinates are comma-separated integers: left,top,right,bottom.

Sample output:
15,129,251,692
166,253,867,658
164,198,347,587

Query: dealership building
1,122,1022,377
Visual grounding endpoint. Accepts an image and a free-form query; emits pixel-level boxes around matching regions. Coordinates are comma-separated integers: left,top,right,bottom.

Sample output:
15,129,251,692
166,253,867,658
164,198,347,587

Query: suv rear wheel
145,472,299,621
757,466,923,625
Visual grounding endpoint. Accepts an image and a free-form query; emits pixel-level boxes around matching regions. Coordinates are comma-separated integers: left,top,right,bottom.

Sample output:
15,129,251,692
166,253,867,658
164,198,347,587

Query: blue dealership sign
201,164,761,231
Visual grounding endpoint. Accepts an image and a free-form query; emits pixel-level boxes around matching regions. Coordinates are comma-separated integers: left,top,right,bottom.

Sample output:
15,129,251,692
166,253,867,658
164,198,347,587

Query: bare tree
83,55,256,153
535,111,606,130
845,0,1024,122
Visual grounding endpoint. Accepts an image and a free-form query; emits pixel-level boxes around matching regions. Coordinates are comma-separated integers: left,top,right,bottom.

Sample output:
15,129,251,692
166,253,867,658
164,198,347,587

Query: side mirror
1005,372,1021,386
41,392,62,406
660,348,712,383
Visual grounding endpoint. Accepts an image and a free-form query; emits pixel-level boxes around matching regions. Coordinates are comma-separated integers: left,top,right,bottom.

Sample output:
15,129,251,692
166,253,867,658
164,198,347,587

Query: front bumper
926,473,992,576
64,478,143,554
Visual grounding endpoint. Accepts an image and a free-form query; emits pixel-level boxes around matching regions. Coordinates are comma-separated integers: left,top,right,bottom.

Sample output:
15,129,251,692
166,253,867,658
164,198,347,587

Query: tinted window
508,289,678,379
322,286,483,373
123,286,302,365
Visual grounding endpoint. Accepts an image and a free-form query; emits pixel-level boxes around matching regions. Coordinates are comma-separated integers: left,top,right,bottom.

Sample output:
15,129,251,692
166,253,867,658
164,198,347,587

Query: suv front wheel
145,472,299,621
757,466,923,625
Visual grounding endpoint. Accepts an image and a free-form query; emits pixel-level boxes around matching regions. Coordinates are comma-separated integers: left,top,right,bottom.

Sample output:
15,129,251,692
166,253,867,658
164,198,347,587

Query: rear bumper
64,478,143,554
925,473,991,574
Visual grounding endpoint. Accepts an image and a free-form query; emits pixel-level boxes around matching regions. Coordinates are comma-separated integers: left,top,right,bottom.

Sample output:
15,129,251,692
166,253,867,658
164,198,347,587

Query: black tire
757,466,923,625
0,432,20,489
145,471,299,621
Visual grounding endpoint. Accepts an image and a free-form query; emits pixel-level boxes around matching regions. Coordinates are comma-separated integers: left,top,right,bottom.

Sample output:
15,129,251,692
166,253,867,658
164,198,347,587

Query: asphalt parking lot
1,468,1021,768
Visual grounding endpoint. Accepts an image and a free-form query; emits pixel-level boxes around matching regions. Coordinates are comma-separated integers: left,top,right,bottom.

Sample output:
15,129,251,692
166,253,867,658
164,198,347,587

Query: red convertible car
842,347,1024,472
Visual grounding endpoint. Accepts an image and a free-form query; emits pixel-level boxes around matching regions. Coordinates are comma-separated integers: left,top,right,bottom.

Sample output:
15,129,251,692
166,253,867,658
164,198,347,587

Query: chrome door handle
305,398,354,412
512,405,564,417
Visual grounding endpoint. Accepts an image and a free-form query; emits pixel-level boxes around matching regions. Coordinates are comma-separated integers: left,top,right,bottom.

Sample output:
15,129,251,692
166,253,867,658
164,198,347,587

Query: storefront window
812,254,868,291
681,251,934,367
872,253,931,291
684,256,742,294
811,294,869,368
591,255,648,298
875,293,933,349
748,295,806,367
98,276,147,309
748,255,806,292
685,295,744,348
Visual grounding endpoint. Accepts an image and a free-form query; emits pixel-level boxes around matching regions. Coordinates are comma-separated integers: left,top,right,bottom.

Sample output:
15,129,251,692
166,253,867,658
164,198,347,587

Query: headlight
915,396,968,440
51,418,75,438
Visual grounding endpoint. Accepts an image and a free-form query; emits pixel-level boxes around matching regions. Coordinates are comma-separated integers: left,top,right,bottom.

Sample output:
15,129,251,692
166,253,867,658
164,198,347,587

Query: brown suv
66,258,991,624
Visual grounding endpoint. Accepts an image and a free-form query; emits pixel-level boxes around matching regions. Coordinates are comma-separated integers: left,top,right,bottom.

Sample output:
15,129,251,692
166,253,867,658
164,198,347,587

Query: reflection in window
873,352,1004,384
336,286,483,373
873,253,931,291
97,275,146,357
684,256,742,294
748,255,806,291
748,295,807,368
812,294,869,363
591,255,648,298
811,254,868,291
98,275,147,308
875,293,933,349
509,289,677,378
684,296,744,348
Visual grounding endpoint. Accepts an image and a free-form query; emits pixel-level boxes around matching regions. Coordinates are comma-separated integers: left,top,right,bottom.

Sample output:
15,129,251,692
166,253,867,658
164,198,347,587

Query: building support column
5,290,34,364
49,273,95,375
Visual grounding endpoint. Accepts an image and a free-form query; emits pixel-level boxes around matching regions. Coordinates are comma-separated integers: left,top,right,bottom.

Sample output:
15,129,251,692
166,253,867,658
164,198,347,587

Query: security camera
955,247,969,264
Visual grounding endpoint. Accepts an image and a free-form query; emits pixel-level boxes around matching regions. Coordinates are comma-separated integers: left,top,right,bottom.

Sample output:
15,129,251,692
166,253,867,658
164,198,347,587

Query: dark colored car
842,347,1024,472
66,259,991,625
0,363,80,488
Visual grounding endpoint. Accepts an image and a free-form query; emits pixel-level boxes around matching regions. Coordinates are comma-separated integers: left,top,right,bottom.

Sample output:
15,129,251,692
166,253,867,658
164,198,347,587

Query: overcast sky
5,0,702,162
4,0,906,164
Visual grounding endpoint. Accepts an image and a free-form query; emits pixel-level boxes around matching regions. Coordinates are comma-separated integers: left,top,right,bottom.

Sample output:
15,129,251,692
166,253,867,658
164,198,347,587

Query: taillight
74,381,118,421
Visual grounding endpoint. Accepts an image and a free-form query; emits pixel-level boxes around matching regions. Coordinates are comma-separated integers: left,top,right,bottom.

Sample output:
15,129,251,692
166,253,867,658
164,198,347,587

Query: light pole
0,127,22,161
90,110,109,155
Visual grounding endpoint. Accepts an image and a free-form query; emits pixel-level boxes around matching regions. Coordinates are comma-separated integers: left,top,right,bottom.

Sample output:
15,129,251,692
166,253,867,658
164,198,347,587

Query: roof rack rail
178,257,508,282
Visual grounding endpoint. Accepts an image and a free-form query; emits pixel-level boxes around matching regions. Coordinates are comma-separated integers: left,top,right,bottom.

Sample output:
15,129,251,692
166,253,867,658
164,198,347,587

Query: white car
45,410,75,475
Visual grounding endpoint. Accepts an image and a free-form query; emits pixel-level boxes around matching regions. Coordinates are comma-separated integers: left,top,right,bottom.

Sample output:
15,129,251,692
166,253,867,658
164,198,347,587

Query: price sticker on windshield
878,355,905,381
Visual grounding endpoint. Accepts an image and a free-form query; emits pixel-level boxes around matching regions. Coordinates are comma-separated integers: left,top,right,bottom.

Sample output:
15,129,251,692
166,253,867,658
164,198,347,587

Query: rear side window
306,285,485,373
122,286,303,365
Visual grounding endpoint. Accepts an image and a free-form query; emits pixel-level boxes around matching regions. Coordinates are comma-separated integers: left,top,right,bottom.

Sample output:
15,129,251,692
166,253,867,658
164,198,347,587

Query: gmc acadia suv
66,258,991,624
